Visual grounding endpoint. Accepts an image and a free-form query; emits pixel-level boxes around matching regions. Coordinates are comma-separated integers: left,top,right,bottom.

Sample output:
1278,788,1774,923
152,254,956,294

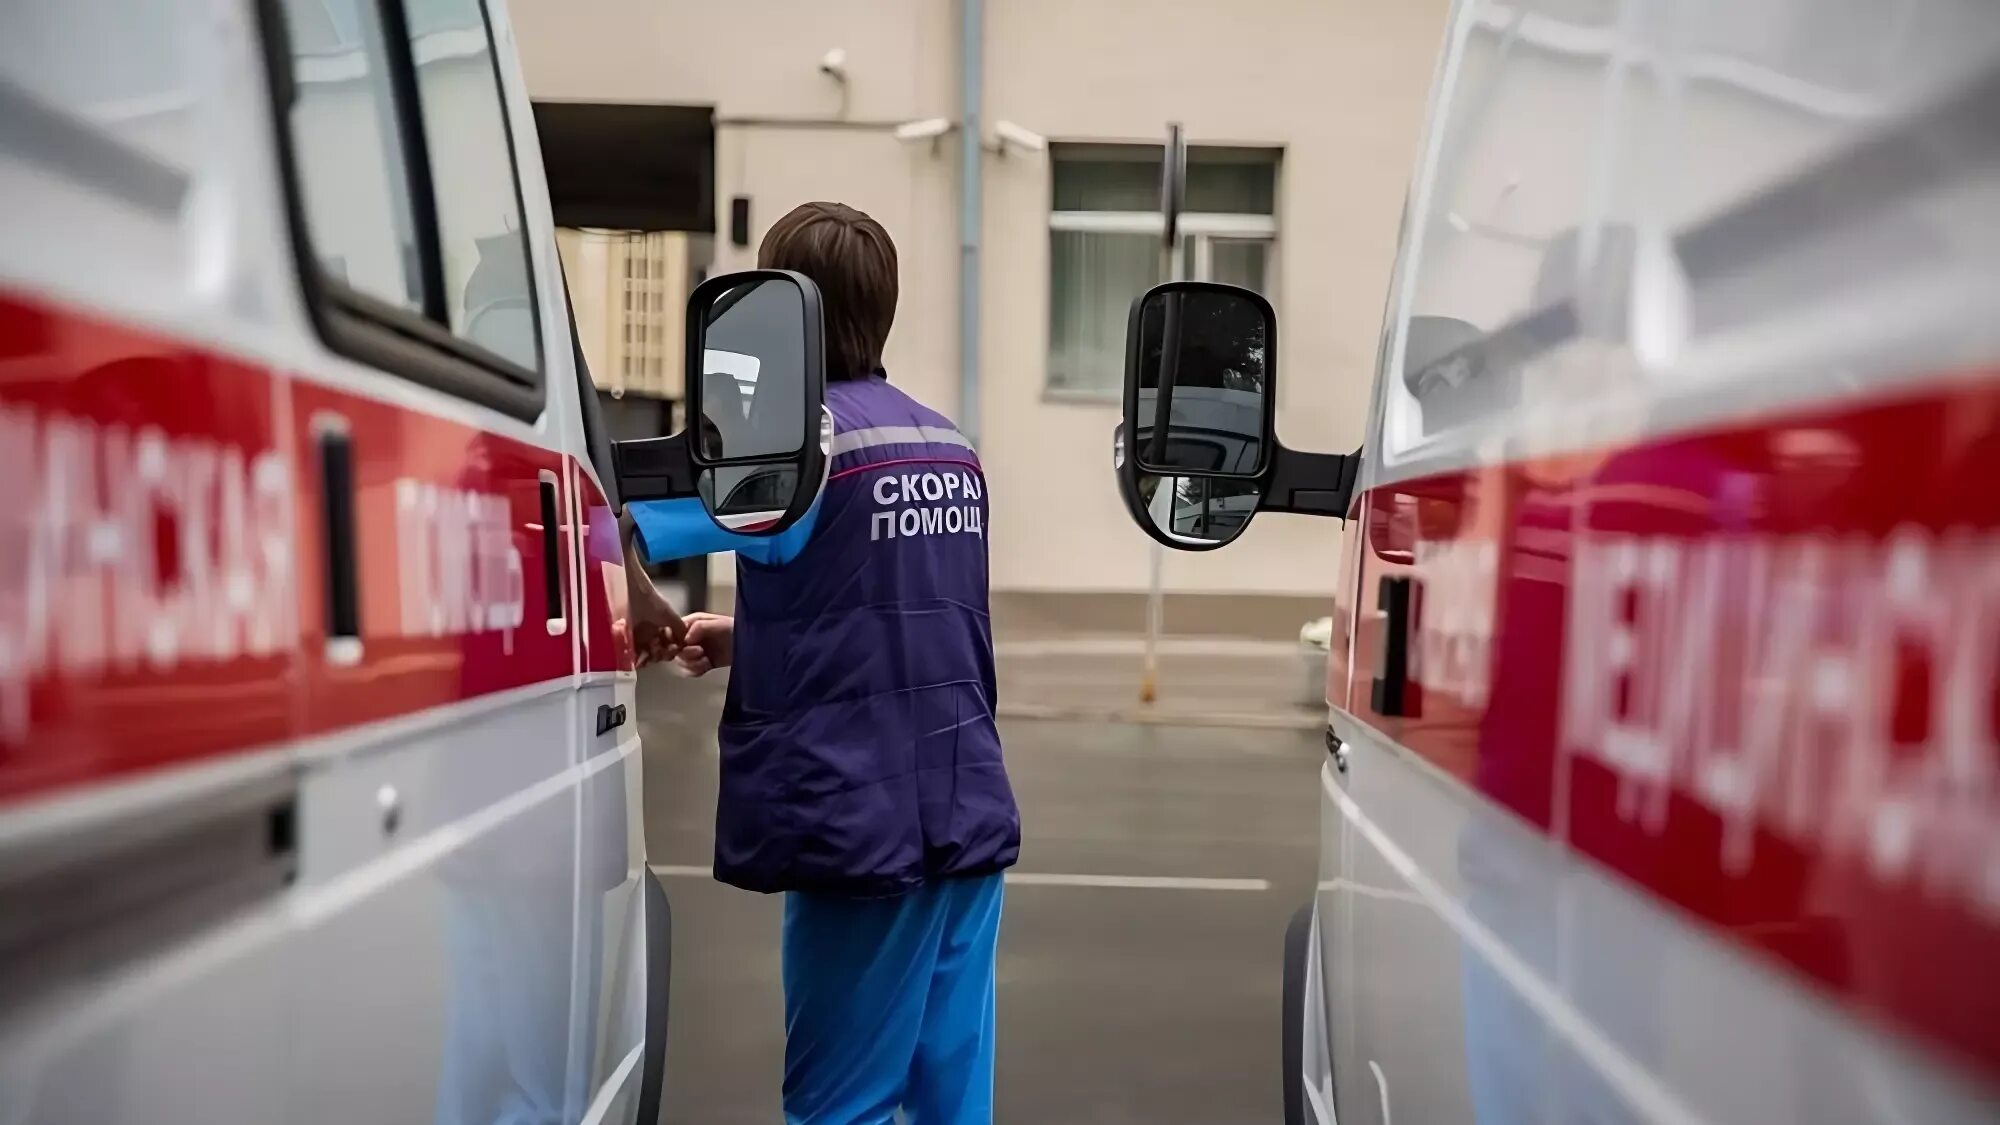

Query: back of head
758,202,899,381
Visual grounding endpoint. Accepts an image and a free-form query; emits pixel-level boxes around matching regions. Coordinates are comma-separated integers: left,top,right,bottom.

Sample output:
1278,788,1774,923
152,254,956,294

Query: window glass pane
1053,145,1277,214
1186,155,1276,215
281,0,421,310
1053,156,1160,211
1209,238,1270,295
1380,0,1603,457
406,0,540,370
1047,230,1163,394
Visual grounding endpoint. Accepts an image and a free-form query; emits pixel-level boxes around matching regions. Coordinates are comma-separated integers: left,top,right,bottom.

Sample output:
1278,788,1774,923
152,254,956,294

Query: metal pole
1140,123,1186,706
1138,291,1169,703
1145,290,1183,467
957,0,983,445
1140,540,1165,702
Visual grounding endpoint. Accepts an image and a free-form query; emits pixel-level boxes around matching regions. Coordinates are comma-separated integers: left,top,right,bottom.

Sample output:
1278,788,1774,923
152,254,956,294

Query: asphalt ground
640,664,1325,1124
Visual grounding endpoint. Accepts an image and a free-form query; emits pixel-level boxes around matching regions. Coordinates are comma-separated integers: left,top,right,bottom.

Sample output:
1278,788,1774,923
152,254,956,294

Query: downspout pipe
958,0,983,444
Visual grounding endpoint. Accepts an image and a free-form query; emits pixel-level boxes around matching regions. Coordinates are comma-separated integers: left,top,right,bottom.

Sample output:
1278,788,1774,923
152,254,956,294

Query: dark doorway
535,101,717,612
532,102,715,232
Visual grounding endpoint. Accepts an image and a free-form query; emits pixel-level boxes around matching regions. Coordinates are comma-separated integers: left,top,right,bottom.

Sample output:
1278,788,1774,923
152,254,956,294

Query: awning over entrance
531,102,714,232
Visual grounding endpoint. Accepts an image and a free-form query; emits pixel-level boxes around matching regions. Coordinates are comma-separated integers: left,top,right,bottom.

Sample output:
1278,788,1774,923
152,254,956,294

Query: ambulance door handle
317,428,361,648
1370,576,1416,718
538,477,565,628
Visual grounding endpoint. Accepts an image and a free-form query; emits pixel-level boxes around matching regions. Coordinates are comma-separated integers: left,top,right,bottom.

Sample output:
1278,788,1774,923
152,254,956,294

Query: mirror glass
1133,286,1270,477
697,277,808,462
696,408,833,536
698,464,803,532
1137,473,1261,547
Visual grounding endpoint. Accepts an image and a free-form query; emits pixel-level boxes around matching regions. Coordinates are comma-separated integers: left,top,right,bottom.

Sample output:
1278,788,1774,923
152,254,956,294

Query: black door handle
317,429,360,643
595,703,627,736
538,478,563,624
1323,726,1349,773
1370,576,1417,717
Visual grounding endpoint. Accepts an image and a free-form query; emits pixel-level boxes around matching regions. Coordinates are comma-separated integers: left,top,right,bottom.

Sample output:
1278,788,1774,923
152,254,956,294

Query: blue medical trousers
781,873,1005,1125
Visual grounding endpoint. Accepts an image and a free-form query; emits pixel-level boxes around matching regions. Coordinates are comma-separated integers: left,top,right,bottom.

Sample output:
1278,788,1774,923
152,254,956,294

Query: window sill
1040,386,1121,406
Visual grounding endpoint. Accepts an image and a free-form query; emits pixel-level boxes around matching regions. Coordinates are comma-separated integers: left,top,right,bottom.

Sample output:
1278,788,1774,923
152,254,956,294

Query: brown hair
757,202,898,381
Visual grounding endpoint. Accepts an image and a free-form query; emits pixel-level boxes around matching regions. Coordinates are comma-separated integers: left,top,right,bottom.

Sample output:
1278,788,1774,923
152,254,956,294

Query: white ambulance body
1112,1,2000,1122
1306,1,2000,1120
0,1,663,1122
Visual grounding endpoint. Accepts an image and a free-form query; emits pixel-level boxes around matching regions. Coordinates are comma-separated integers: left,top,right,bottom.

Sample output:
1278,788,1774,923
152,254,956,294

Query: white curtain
1047,230,1163,394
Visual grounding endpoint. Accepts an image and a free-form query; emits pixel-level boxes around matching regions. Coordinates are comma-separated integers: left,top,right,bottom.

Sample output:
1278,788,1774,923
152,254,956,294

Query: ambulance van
1111,1,2000,1122
0,1,828,1122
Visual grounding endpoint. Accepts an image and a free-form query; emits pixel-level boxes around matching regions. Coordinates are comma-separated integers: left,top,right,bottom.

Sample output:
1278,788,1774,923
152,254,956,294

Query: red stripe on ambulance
1347,371,2000,1083
0,288,630,804
0,293,294,801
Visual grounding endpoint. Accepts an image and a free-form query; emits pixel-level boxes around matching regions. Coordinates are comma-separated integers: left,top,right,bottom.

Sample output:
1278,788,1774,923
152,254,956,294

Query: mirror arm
1260,444,1360,519
612,433,700,505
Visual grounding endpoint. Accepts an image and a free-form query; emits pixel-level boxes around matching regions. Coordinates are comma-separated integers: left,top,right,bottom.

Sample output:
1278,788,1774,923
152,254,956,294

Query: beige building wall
557,229,691,399
516,0,1447,601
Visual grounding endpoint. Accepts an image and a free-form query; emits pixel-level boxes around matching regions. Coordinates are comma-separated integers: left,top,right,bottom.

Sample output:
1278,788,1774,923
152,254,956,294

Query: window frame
1047,211,1278,239
1044,143,1281,401
1044,211,1278,402
257,0,547,421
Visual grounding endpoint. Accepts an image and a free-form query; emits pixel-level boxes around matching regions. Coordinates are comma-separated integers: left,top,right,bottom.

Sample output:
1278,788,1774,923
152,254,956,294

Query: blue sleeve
629,496,820,566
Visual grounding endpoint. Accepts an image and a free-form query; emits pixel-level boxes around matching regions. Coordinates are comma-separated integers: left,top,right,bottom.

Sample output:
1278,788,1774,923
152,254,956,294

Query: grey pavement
640,663,1326,1125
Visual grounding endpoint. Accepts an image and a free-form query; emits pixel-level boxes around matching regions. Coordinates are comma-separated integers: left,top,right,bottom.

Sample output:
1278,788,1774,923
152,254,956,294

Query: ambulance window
269,0,544,418
0,0,199,302
402,0,541,373
280,0,425,312
1378,0,1619,463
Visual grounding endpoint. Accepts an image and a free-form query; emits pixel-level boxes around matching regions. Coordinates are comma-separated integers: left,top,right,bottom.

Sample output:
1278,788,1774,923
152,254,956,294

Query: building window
1047,144,1278,397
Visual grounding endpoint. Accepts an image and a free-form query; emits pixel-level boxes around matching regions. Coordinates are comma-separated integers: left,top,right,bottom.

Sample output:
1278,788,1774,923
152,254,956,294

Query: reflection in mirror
699,278,807,462
1134,286,1270,477
696,408,835,535
1137,473,1261,546
699,464,804,532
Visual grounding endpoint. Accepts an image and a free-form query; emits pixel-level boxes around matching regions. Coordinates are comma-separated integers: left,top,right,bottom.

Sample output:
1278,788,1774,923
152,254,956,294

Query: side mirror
1114,281,1359,551
1130,281,1275,478
612,270,827,536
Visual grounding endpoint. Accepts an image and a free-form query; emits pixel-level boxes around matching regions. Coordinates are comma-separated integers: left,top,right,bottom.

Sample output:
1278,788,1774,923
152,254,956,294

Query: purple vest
714,376,1020,896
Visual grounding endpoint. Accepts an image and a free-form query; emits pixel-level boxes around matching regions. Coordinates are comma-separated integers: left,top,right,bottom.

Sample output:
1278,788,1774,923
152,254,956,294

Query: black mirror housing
611,269,827,537
1125,281,1277,479
1114,421,1254,553
1114,280,1359,552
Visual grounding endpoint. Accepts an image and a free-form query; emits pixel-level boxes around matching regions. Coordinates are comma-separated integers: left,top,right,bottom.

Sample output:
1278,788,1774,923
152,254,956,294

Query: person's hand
675,613,735,677
629,578,687,668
